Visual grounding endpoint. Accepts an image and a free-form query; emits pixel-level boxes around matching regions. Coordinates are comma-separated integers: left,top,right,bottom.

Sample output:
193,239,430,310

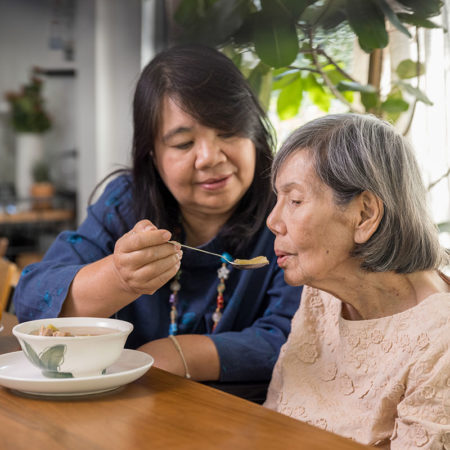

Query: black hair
130,44,275,254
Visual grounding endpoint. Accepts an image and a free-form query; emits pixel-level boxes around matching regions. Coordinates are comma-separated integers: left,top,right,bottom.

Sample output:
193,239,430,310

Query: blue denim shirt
13,175,302,382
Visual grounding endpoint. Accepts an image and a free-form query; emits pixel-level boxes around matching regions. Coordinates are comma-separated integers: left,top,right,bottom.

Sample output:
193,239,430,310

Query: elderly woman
264,114,450,448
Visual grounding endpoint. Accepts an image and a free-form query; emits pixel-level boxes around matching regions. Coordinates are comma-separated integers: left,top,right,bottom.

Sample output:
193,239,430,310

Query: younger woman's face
154,96,256,219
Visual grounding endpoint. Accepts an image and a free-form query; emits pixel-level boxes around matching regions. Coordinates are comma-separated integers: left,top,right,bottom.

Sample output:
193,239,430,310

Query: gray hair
272,113,448,273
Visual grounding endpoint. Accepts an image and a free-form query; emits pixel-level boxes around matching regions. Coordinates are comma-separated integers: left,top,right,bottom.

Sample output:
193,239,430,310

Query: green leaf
337,81,377,93
277,74,303,119
40,344,67,371
174,0,249,45
22,341,43,369
301,0,347,29
396,13,441,29
396,59,425,79
304,74,331,111
345,0,388,52
232,11,258,45
42,370,74,379
396,80,433,105
272,70,301,90
174,0,212,27
381,97,409,113
261,0,314,20
253,13,299,68
247,62,273,111
376,0,411,37
361,92,379,110
395,0,443,18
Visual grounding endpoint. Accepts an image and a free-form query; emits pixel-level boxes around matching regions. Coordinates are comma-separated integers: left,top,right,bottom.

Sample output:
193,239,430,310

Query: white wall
0,0,77,191
76,0,142,218
0,0,144,223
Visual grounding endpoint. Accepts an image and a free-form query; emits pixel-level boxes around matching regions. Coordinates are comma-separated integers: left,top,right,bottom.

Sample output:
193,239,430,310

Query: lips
198,174,232,190
274,249,293,267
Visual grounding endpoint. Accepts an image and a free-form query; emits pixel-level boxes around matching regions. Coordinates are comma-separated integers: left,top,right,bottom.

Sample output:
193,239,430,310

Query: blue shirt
13,175,302,382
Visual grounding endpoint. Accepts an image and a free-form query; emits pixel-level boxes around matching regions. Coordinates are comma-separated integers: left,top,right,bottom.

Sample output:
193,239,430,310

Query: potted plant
4,69,52,133
30,160,55,210
4,68,52,200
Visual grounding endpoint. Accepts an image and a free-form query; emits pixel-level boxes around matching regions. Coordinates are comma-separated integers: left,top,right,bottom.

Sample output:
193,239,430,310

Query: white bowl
13,317,133,378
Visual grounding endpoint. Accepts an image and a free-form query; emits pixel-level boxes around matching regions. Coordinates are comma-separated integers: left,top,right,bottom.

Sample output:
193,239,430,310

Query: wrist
168,335,191,379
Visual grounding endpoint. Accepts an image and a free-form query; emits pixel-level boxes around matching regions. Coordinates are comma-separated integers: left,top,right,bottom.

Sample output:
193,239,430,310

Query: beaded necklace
168,252,231,336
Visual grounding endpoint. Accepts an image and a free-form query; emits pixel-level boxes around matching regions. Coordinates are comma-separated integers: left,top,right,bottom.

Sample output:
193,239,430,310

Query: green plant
32,160,51,183
172,0,443,128
4,69,52,133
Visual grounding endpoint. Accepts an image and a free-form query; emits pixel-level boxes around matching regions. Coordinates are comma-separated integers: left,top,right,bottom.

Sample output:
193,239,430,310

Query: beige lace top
264,286,450,449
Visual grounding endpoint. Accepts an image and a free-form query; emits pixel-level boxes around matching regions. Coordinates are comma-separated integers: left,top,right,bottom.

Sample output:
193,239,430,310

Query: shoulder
398,293,450,338
86,173,136,232
97,173,133,204
90,173,133,211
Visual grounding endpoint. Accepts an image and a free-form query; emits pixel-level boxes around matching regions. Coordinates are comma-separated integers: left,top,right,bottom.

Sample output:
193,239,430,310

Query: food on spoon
233,255,269,266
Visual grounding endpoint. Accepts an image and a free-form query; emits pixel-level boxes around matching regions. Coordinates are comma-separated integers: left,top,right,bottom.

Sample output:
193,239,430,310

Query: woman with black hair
13,45,301,383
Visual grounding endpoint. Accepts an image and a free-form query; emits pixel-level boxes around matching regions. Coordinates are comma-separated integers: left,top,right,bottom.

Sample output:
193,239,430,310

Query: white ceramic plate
0,349,153,397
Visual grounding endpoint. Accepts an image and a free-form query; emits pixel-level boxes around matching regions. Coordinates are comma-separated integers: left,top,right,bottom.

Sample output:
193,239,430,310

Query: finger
135,243,182,268
129,252,182,294
120,228,172,253
133,219,157,233
121,242,181,273
148,264,181,295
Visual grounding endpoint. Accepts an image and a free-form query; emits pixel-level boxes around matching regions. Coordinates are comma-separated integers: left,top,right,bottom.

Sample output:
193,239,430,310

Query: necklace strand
168,252,231,336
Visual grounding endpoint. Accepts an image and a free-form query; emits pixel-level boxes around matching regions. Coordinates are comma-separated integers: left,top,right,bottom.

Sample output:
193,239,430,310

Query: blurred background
0,0,449,269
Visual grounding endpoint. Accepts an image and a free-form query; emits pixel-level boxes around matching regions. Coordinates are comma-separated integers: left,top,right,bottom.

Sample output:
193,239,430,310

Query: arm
138,335,220,380
391,341,450,449
13,176,180,321
61,222,181,317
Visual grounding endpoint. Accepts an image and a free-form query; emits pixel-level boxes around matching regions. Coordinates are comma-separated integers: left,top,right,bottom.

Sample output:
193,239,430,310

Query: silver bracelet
168,335,191,379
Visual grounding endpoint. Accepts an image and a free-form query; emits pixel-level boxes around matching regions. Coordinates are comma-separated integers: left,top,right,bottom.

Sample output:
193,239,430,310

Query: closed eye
173,141,193,150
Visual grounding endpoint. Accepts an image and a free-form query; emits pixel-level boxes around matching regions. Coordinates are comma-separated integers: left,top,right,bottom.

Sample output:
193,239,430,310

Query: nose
266,200,286,236
194,132,226,169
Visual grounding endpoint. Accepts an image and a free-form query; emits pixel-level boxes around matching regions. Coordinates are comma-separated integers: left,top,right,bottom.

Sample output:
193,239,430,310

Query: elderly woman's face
154,96,256,219
267,150,357,287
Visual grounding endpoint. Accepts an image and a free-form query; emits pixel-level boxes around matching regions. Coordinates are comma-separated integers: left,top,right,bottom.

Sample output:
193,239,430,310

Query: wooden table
0,313,371,449
0,208,74,225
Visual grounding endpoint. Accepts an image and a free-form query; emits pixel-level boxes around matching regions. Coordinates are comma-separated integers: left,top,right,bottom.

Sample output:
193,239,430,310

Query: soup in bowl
13,317,133,378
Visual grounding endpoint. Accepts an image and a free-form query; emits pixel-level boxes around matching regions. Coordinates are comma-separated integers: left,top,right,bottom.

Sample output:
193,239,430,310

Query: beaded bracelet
168,335,191,379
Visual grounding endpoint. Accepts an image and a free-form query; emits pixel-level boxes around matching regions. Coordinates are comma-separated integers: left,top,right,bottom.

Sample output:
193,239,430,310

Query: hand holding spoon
169,241,269,270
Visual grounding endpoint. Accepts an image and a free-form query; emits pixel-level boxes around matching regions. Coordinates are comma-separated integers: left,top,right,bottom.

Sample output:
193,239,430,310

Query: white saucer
0,349,154,397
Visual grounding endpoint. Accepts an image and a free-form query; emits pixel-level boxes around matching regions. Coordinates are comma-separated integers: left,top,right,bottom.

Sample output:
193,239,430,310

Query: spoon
169,241,269,270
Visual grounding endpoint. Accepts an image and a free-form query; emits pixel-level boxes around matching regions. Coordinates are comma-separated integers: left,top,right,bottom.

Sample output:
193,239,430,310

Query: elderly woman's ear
353,191,384,244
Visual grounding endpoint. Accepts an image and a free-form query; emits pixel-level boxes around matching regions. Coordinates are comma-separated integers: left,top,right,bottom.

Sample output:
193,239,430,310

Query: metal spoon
169,241,269,270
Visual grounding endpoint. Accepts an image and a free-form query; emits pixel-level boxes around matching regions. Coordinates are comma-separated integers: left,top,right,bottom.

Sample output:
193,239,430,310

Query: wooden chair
0,238,8,258
0,258,19,313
